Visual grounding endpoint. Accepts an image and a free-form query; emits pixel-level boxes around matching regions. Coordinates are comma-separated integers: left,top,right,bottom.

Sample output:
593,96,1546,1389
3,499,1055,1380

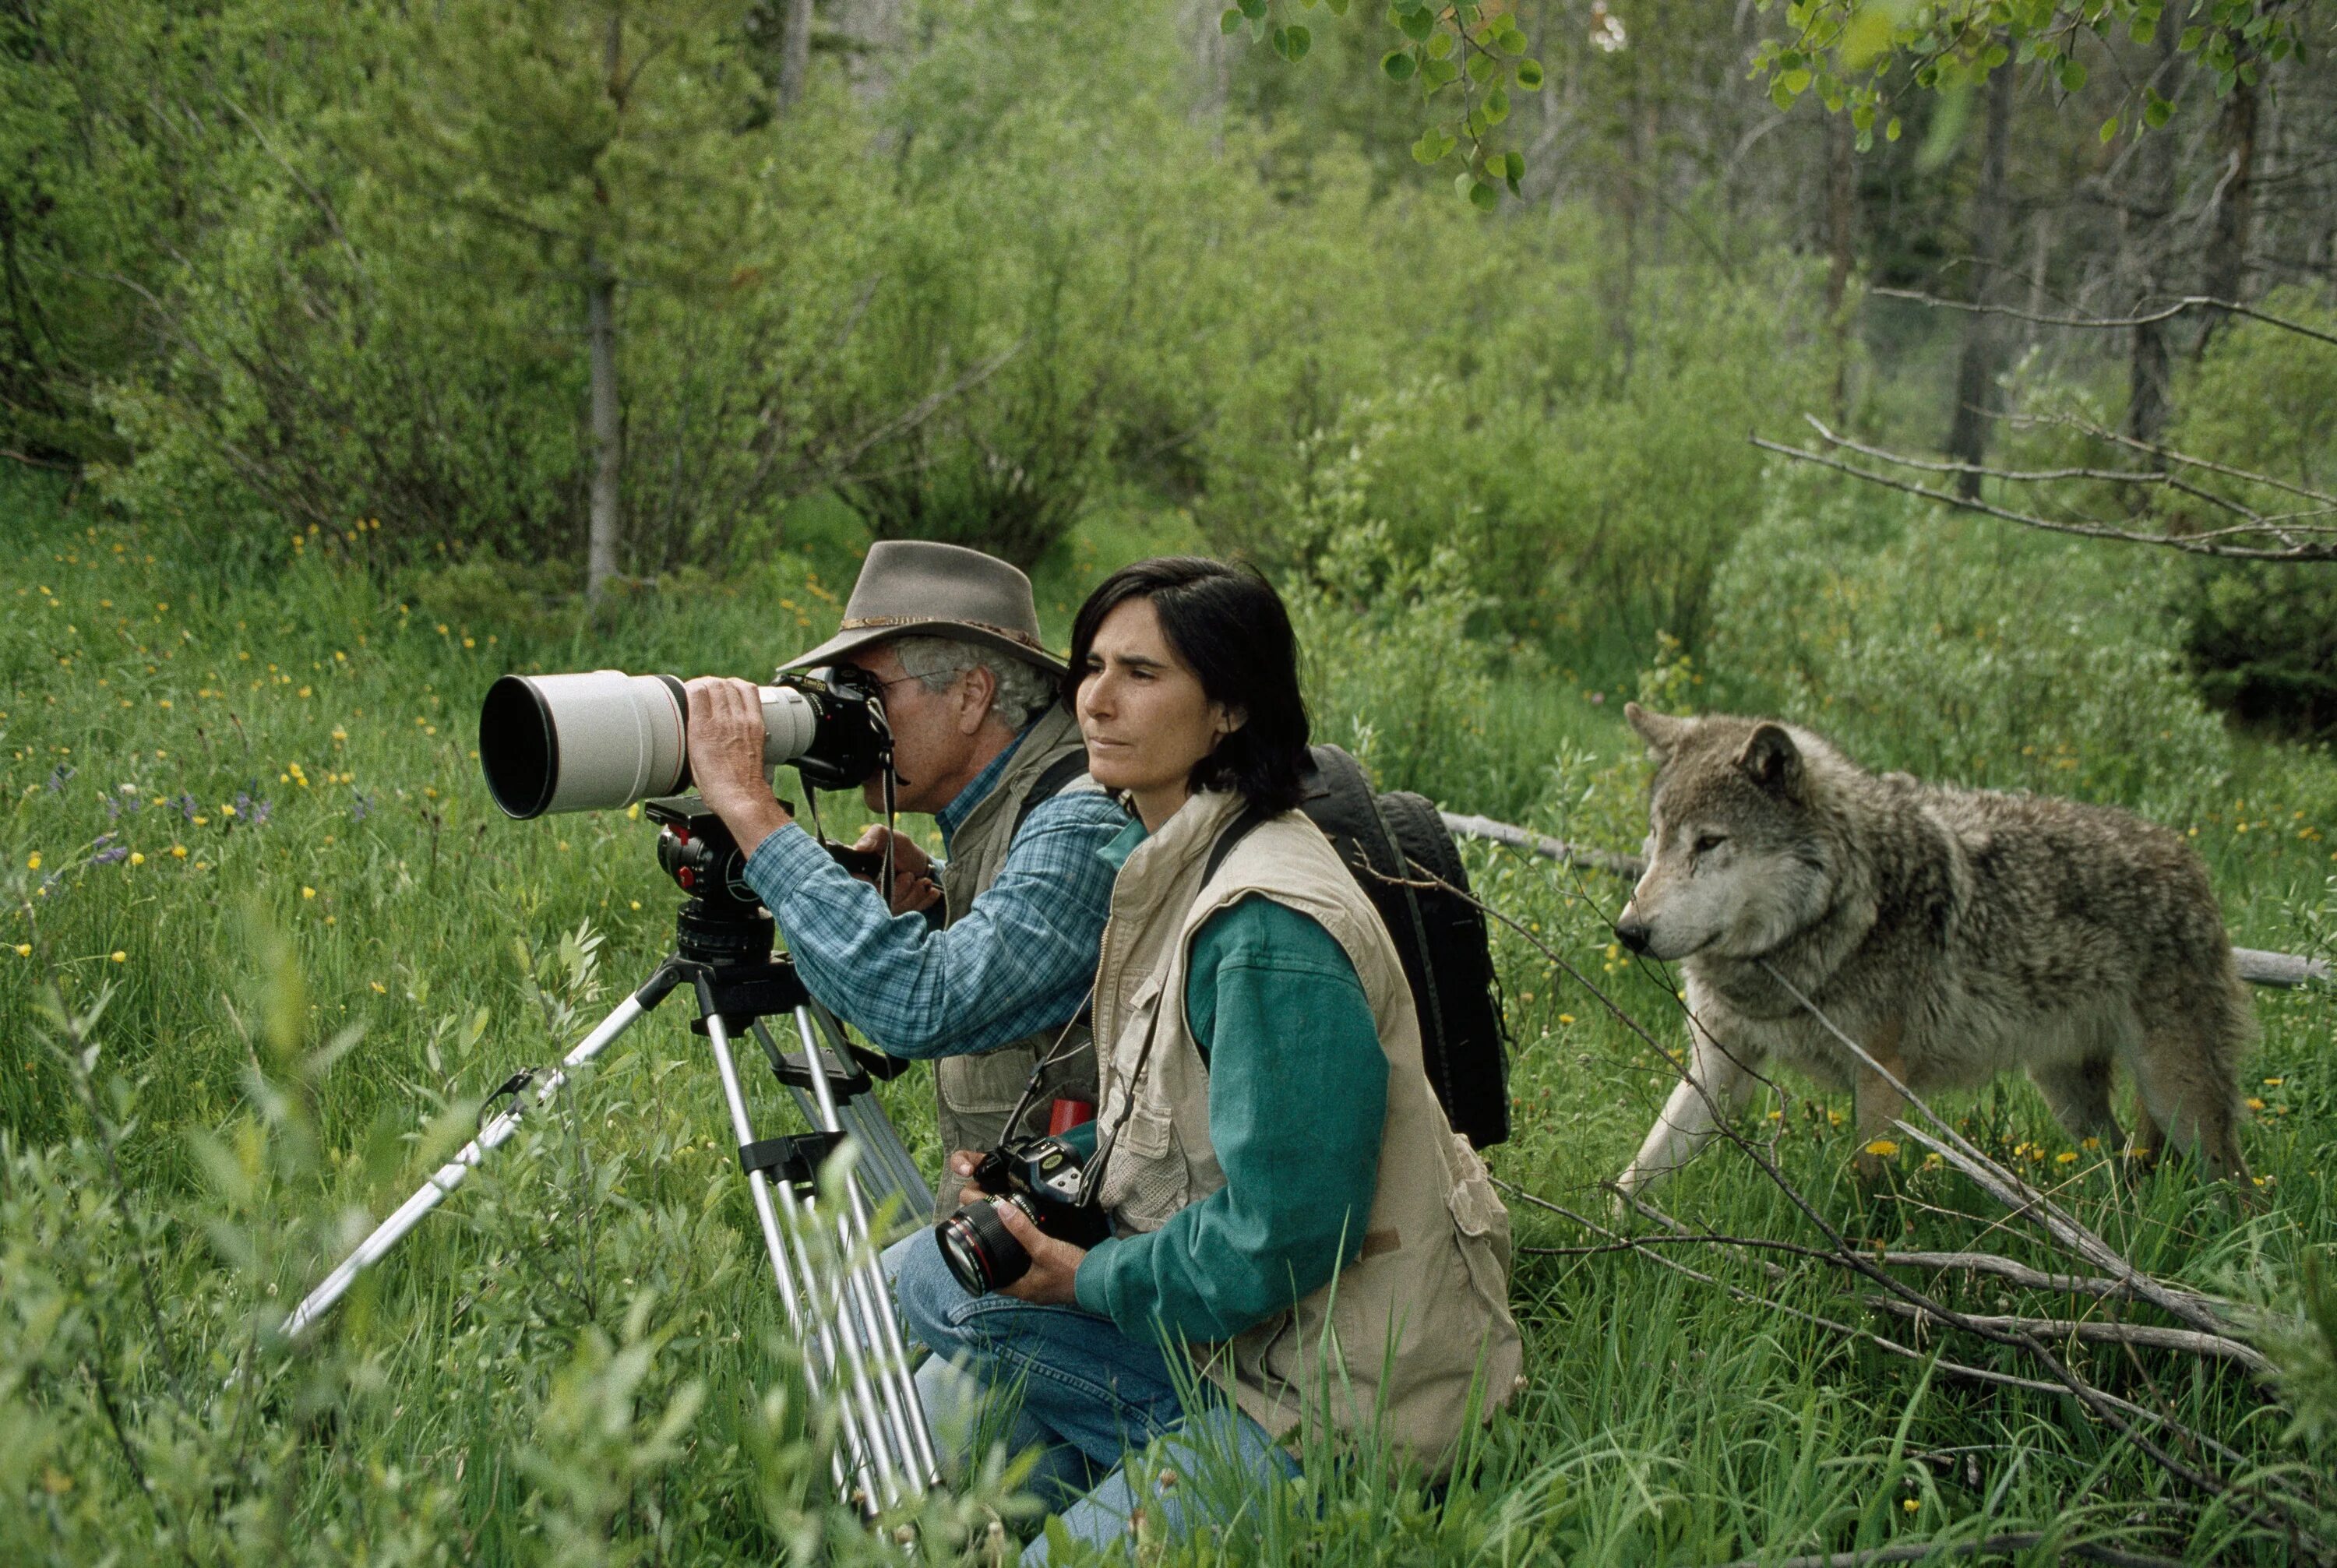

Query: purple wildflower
46,765,76,792
350,791,373,822
90,838,129,867
104,795,124,820
233,791,273,828
171,792,199,821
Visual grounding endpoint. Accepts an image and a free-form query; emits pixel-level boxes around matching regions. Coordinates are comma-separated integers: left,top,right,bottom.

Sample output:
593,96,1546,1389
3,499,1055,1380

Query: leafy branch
1753,0,2302,153
1223,0,1546,206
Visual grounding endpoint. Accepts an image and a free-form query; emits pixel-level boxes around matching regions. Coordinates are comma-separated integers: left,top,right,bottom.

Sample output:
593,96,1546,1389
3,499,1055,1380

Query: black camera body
935,1136,1112,1295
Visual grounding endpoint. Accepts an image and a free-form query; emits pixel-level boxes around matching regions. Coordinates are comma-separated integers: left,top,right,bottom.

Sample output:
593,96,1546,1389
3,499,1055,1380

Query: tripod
284,798,941,1517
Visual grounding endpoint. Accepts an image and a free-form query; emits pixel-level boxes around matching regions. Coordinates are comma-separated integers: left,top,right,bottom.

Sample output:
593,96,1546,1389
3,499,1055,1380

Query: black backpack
1206,745,1511,1149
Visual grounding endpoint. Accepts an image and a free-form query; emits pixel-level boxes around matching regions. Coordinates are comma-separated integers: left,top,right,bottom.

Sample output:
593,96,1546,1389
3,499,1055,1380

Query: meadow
4,467,2335,1565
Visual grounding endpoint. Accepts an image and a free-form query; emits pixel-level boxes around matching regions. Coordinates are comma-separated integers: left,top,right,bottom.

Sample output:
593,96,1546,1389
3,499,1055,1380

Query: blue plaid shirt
742,728,1125,1059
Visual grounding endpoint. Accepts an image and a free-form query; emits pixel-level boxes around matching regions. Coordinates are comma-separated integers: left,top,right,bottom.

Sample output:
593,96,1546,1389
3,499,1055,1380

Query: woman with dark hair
893,557,1521,1560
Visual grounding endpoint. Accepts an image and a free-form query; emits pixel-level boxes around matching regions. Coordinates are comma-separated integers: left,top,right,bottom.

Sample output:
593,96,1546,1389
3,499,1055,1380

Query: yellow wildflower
1863,1139,1899,1158
301,886,317,899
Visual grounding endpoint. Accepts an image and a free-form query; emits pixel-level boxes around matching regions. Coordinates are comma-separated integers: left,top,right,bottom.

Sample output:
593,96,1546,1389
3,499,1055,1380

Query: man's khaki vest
1089,789,1523,1474
930,701,1104,1217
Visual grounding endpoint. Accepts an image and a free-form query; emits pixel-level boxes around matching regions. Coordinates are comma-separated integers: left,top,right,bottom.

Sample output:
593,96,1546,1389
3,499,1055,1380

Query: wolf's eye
1692,833,1727,856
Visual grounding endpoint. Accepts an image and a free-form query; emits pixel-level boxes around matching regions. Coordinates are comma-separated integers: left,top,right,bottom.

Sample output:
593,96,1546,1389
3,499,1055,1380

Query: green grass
3,472,2334,1563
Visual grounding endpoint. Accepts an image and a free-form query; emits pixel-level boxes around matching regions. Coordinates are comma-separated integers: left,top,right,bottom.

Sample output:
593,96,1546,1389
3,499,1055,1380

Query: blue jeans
889,1228,1300,1564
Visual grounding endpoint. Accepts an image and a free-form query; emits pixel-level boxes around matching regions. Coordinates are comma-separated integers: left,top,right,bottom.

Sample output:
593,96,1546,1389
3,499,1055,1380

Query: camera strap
1077,1003,1165,1209
991,984,1098,1154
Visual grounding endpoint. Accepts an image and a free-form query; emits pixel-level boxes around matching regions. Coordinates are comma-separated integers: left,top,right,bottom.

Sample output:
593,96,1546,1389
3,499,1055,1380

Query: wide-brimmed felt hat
779,539,1066,678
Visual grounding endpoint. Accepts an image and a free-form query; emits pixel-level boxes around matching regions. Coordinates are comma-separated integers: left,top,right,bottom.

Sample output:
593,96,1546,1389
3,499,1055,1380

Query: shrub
1703,470,2233,822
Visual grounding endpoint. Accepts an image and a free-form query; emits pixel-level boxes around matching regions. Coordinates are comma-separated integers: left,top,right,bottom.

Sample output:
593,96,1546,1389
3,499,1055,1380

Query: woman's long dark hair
1065,557,1309,814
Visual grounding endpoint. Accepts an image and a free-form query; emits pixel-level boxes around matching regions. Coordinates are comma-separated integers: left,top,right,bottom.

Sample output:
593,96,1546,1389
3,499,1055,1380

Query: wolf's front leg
1614,1024,1760,1201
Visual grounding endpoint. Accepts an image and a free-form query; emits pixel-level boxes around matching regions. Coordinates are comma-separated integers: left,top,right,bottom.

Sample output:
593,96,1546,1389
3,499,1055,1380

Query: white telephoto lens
758,685,820,766
480,671,687,818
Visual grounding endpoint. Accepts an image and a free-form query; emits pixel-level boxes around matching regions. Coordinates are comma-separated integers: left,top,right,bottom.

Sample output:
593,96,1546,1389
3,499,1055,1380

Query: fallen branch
1497,1180,2261,1477
1861,1295,2272,1375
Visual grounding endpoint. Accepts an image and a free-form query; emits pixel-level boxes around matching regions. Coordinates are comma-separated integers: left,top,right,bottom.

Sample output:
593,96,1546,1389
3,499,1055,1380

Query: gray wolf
1609,703,2254,1196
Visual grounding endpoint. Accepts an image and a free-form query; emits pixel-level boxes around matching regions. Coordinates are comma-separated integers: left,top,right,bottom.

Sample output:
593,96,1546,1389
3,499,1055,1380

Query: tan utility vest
1089,789,1523,1473
929,702,1104,1217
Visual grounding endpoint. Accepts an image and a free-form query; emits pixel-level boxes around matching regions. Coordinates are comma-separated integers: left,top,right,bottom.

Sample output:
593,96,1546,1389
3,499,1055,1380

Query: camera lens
935,1198,1031,1296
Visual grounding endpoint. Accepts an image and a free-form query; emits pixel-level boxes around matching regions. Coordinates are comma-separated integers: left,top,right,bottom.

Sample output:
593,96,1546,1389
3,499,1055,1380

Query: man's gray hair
890,636,1059,728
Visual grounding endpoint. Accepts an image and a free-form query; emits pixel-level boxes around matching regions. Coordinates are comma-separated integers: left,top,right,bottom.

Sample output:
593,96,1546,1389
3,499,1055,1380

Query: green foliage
2156,289,2337,741
1221,0,1545,204
0,0,324,463
1753,0,2300,153
1704,470,2234,821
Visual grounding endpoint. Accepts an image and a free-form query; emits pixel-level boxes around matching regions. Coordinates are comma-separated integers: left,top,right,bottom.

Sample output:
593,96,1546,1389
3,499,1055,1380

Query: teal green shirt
1072,818,1389,1344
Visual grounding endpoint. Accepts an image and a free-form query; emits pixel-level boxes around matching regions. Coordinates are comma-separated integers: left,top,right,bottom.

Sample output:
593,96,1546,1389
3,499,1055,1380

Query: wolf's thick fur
1611,703,2254,1196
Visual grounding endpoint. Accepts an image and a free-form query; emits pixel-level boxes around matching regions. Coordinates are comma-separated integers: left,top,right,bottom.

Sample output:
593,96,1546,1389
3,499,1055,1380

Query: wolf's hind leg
2029,1055,2124,1152
2127,999,2254,1185
1614,1026,1761,1200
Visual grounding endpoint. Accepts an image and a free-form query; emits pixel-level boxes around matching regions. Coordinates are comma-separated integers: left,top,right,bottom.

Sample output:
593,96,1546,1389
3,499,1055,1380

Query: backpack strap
1012,749,1095,837
1202,800,1273,885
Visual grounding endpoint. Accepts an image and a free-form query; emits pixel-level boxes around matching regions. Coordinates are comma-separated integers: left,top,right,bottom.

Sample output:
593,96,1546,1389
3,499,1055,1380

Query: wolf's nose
1614,919,1651,954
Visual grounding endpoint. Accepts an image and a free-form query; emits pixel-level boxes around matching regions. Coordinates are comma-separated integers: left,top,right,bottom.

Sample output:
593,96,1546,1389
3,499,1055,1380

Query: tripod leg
694,982,912,1513
809,1002,936,1222
282,963,681,1341
790,1010,943,1487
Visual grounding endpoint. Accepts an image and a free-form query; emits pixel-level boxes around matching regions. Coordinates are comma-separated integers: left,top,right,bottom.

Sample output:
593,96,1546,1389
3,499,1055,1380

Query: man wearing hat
683,541,1120,1210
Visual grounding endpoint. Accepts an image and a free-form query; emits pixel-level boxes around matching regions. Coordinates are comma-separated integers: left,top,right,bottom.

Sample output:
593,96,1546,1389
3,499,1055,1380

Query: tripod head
643,794,782,980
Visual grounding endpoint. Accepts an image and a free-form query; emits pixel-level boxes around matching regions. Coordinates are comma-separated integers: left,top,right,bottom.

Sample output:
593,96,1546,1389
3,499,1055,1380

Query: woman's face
1076,597,1237,826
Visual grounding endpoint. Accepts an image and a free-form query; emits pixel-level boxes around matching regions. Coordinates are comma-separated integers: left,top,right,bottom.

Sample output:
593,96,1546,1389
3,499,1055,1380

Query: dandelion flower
1902,1499,1919,1515
12,944,28,957
371,981,386,994
301,886,317,899
129,853,144,866
2247,1097,2267,1111
170,844,187,858
25,853,39,871
110,951,125,964
2056,1150,2078,1165
1863,1139,1899,1158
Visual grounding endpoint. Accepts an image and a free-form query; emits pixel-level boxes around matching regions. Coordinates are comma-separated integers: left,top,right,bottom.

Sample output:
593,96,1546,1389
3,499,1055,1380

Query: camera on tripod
478,664,890,820
936,1129,1112,1295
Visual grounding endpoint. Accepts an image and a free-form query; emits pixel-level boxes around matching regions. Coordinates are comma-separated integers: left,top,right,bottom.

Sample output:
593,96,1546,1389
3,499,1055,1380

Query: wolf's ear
1623,702,1687,760
1737,723,1804,796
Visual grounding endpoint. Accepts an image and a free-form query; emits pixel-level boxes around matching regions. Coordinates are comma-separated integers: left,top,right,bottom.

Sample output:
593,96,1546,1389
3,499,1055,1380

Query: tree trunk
2196,63,2259,357
778,0,812,111
2123,25,2182,446
1946,58,2016,499
586,257,622,601
1824,108,1856,424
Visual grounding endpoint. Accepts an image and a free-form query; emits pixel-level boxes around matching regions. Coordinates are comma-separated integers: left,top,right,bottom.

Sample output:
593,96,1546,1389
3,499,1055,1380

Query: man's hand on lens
684,678,792,855
850,824,940,915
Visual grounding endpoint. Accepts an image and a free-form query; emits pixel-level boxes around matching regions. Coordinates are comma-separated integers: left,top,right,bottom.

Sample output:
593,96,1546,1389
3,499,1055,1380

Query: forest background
4,0,2337,1563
